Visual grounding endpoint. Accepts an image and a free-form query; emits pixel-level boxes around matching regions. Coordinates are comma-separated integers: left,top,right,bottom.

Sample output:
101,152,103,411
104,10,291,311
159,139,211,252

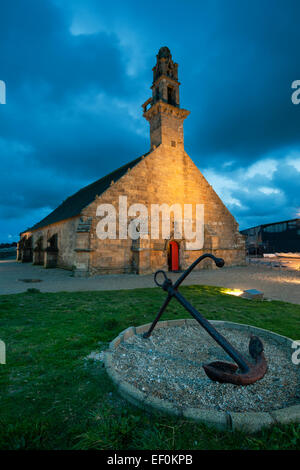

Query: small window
48,234,58,250
171,141,176,147
264,223,287,233
167,86,176,105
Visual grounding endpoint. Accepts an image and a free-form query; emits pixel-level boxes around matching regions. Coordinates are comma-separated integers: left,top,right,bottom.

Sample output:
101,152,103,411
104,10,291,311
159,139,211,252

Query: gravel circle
111,324,300,412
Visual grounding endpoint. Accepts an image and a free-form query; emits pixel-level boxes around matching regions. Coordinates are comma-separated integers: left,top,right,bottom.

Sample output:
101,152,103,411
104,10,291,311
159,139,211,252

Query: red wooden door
169,241,179,271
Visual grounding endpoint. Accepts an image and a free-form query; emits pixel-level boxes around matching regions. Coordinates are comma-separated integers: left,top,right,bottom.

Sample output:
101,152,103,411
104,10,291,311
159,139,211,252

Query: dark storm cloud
272,162,300,208
0,0,148,238
221,160,300,229
0,0,300,240
183,1,300,164
0,0,125,96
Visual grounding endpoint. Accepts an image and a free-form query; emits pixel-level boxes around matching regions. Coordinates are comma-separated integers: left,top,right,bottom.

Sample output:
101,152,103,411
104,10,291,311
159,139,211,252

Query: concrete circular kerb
104,320,300,434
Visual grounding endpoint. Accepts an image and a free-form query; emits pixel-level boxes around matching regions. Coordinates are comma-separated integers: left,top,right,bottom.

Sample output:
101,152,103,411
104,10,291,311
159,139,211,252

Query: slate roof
27,155,143,232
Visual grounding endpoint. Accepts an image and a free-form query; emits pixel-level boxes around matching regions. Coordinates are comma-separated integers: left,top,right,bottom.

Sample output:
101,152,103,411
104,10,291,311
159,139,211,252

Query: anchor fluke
202,336,268,385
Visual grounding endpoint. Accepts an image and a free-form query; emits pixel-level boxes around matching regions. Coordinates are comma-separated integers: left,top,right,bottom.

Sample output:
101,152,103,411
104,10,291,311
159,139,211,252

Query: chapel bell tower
142,47,190,149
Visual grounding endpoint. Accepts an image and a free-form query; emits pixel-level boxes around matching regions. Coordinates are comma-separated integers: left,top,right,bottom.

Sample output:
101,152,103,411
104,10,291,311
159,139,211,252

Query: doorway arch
168,241,179,271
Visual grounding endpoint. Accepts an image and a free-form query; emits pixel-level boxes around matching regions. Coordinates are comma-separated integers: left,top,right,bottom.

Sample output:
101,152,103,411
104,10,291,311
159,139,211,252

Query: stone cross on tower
142,47,190,150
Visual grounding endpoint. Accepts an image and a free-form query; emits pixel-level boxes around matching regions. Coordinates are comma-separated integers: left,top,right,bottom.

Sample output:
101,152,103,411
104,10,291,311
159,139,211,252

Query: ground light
222,288,264,300
221,288,244,297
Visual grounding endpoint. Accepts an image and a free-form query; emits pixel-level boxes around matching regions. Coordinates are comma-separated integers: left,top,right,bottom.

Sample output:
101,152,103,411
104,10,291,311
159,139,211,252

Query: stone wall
144,102,189,149
22,216,80,270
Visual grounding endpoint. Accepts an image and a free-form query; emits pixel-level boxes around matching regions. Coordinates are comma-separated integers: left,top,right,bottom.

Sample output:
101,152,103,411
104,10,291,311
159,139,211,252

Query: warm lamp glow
222,288,244,297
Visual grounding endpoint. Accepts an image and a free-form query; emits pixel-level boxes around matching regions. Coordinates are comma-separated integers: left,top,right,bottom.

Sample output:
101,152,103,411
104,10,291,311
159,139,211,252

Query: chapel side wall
81,158,152,274
82,144,245,275
30,216,80,270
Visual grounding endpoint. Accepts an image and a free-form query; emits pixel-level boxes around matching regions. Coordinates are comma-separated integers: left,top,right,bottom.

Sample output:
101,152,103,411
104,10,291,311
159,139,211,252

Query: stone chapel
18,47,245,275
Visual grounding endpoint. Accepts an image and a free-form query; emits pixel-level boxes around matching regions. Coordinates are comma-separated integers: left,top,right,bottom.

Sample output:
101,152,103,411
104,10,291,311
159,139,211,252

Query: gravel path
1,260,300,305
111,324,299,412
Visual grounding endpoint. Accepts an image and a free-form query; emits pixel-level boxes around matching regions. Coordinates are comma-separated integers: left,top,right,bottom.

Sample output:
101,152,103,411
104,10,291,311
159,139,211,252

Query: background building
241,218,300,255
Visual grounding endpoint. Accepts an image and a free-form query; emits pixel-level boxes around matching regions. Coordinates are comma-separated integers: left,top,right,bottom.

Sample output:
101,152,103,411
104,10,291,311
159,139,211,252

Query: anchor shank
143,294,172,338
170,288,250,373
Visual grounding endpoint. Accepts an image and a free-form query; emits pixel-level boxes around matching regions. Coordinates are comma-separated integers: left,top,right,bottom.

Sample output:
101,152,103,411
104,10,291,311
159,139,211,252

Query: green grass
0,285,299,450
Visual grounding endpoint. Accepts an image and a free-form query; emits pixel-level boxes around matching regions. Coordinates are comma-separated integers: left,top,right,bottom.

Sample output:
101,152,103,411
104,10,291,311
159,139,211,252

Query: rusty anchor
143,253,268,386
